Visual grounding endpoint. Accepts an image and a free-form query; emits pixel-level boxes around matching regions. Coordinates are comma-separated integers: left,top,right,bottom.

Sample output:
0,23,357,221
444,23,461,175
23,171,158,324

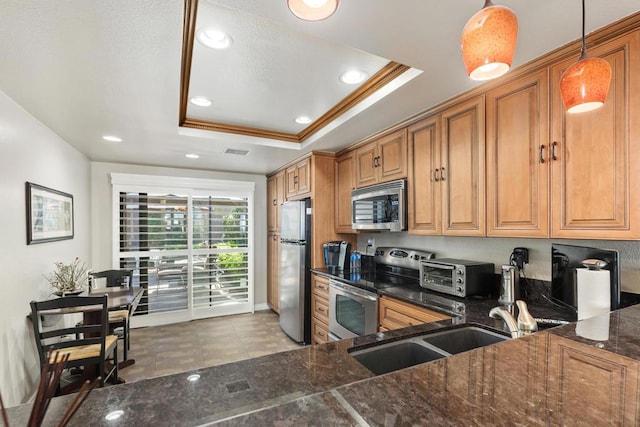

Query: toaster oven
420,258,495,298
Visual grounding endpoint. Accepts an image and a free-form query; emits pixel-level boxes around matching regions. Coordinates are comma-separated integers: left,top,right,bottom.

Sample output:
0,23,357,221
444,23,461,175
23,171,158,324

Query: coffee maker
323,241,351,272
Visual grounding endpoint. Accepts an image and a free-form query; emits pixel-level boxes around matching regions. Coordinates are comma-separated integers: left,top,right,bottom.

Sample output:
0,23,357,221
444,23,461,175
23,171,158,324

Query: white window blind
111,174,254,324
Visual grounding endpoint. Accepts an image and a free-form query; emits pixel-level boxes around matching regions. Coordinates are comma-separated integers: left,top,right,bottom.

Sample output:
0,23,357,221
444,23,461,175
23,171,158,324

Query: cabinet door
354,141,378,188
266,171,285,232
408,115,441,234
311,293,330,325
266,232,280,313
550,32,640,239
441,96,486,236
486,69,550,237
547,334,639,425
378,296,450,331
335,151,356,233
311,317,330,345
377,129,408,183
295,158,311,196
285,165,298,199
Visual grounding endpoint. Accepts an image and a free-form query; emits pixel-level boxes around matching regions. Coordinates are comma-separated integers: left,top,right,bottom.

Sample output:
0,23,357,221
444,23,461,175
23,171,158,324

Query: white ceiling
1,1,639,175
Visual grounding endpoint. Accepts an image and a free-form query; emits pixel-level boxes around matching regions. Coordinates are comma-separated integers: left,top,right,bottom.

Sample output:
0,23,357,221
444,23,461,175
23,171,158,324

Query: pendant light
287,0,339,21
559,0,612,114
461,0,518,81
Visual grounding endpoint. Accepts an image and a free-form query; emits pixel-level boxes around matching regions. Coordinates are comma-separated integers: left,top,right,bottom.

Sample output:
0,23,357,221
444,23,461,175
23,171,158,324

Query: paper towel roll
576,313,610,341
576,268,610,321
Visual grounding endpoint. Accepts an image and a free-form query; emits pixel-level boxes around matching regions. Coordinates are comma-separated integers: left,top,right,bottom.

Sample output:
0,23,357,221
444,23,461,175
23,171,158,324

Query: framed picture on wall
26,182,74,245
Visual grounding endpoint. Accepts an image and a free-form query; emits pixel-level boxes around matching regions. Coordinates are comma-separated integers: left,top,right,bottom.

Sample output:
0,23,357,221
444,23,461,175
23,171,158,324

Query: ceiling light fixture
340,70,368,85
196,28,232,49
185,153,200,159
102,135,122,143
295,115,312,124
461,0,518,81
190,96,212,107
559,0,612,114
287,0,339,21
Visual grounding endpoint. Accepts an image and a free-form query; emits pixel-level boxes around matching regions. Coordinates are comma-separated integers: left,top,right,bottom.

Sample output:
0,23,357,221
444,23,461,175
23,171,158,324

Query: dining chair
89,269,134,361
30,295,118,393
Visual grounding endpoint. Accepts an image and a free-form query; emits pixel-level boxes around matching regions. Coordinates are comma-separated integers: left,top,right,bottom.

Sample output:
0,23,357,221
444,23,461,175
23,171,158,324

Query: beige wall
356,234,640,293
90,162,268,308
0,91,91,406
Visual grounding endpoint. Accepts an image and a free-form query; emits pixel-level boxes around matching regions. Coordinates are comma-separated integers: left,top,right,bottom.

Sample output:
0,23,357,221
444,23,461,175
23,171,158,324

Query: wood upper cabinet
335,151,356,233
355,128,408,188
486,69,550,237
441,96,486,236
286,157,311,199
266,232,280,313
549,32,640,239
408,114,441,234
378,296,450,331
267,171,285,232
409,96,485,236
546,334,639,425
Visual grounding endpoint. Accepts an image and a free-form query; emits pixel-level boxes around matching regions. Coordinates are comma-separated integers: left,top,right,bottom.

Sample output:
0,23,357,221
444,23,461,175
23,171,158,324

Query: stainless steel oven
328,279,378,341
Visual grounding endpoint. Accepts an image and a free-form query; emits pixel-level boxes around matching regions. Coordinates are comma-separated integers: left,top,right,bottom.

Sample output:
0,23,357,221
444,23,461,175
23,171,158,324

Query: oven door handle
422,262,455,270
329,280,378,301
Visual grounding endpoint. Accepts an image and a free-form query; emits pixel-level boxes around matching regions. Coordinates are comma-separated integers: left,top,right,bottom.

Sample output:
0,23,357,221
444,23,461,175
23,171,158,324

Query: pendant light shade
461,1,518,81
287,0,339,21
559,0,612,113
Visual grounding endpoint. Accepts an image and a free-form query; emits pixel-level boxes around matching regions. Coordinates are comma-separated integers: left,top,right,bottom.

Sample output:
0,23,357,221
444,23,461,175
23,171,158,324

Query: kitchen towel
576,313,610,341
576,268,611,320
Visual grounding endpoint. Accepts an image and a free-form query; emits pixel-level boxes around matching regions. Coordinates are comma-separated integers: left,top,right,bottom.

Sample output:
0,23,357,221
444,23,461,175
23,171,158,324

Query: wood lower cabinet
549,32,640,239
486,69,550,237
546,334,639,425
408,96,485,236
311,273,330,345
378,295,450,331
335,151,356,233
266,232,280,313
355,128,408,188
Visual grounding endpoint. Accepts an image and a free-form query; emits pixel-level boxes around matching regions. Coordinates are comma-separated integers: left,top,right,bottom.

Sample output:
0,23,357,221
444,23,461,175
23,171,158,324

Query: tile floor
118,310,303,383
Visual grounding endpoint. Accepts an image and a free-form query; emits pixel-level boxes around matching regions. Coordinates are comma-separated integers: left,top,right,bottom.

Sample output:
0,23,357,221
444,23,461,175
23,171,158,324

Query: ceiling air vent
224,148,250,156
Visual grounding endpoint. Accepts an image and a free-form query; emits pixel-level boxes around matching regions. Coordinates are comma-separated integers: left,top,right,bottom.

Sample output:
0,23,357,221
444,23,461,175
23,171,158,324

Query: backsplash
356,234,640,294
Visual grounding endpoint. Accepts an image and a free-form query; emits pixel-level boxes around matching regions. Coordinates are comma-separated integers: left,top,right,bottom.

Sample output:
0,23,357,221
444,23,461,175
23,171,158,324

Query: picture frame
26,182,74,245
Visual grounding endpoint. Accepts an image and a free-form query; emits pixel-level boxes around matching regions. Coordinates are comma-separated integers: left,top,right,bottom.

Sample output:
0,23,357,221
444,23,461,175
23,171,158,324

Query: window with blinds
115,186,251,322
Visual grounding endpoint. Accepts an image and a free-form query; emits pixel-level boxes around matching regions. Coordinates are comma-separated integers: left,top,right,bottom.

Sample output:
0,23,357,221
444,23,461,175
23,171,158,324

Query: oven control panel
374,247,435,270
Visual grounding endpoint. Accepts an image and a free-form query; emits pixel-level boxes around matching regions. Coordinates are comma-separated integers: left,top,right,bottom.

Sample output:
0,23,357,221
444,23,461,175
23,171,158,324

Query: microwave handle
422,262,455,270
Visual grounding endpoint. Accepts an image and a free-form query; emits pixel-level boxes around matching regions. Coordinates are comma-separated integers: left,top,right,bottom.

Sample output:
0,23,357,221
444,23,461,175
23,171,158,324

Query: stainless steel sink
349,325,509,375
421,326,509,354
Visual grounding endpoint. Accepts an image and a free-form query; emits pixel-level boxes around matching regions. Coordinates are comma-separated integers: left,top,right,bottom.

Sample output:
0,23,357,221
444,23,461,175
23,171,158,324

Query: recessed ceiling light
190,96,212,107
340,70,368,85
196,28,233,49
295,115,312,124
105,410,124,421
102,135,122,143
185,153,200,159
187,374,201,382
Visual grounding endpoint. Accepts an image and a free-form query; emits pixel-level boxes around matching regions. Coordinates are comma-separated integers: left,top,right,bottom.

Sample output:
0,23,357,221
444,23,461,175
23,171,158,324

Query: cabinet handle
539,145,546,163
551,141,558,161
440,167,446,181
294,176,299,184
377,156,382,167
272,199,277,206
433,168,439,182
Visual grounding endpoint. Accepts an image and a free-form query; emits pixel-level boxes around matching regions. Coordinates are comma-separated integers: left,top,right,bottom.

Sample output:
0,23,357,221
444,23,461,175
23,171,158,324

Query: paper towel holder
582,259,608,270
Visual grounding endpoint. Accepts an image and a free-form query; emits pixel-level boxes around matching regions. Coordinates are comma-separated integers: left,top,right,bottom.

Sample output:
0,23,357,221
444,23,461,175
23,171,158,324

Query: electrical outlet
511,247,529,270
367,238,375,247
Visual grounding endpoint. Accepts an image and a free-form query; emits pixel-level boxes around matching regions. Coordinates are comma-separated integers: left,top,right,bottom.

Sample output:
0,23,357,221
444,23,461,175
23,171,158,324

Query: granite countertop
8,271,640,425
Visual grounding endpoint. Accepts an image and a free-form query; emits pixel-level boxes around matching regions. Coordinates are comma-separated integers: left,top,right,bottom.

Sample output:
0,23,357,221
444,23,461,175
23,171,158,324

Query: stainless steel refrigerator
279,199,311,344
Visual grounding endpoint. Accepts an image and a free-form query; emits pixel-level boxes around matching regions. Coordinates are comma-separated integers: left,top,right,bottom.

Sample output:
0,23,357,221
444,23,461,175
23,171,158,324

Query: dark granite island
8,306,640,425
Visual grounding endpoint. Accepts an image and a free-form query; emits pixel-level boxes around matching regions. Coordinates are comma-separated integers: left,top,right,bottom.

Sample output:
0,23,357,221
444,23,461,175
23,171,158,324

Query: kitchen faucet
489,300,538,338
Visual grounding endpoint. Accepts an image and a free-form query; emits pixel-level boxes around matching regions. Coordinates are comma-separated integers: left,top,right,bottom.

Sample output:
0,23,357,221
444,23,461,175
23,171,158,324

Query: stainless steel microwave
351,179,406,232
420,258,495,298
